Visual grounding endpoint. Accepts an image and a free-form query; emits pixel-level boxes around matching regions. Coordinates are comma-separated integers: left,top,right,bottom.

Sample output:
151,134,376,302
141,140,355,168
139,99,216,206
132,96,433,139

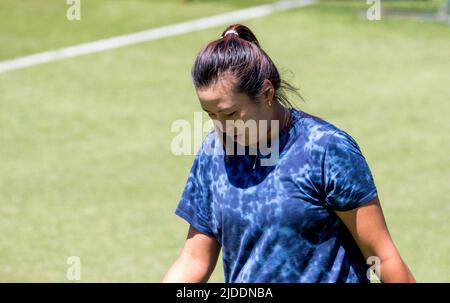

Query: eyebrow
201,106,236,113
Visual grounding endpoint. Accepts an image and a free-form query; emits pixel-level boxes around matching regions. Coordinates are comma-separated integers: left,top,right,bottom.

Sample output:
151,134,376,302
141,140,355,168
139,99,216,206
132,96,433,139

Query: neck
265,103,291,144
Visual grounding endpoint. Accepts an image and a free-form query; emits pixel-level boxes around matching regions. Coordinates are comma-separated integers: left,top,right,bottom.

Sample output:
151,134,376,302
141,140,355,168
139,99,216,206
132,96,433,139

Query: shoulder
191,130,221,177
289,110,366,165
292,110,350,151
198,129,220,156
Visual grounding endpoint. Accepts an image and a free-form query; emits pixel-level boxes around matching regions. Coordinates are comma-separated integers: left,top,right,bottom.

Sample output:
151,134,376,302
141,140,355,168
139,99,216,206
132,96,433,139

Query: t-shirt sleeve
322,130,378,211
175,140,214,237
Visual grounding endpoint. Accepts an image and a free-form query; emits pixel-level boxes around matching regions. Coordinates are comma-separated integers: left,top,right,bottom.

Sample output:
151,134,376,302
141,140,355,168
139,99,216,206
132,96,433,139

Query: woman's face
196,73,274,147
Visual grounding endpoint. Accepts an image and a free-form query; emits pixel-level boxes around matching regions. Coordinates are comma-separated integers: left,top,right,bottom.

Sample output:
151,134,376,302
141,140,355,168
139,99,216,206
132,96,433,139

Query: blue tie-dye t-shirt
175,108,378,283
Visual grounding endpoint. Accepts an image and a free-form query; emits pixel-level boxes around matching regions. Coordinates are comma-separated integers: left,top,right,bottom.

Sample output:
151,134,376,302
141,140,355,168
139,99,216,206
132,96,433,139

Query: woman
163,24,415,283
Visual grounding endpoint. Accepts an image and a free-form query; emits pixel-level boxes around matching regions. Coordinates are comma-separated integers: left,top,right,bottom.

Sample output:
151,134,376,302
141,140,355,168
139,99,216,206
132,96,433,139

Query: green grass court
0,0,449,282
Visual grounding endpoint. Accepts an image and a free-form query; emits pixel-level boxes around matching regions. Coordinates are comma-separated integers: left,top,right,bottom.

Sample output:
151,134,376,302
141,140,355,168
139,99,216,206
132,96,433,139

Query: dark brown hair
191,24,303,108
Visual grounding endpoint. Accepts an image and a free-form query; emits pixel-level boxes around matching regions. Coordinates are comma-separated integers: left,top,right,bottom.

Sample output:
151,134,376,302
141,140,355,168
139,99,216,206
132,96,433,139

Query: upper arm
163,225,220,283
335,196,400,262
181,225,221,271
322,130,378,211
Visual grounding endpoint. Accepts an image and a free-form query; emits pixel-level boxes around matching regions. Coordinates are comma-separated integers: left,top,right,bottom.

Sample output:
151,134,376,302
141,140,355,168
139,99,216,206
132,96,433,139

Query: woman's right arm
162,225,221,283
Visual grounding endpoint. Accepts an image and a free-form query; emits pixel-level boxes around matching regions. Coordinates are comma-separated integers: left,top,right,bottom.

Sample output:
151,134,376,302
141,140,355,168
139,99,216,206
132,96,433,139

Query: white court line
0,0,316,74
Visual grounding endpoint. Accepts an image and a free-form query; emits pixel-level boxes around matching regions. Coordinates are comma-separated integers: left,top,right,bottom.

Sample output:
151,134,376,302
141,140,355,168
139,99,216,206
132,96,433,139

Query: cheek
237,105,260,124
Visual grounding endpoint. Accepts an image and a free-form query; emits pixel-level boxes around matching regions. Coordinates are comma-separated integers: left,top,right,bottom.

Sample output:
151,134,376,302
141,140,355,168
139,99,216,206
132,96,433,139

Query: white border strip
0,0,316,74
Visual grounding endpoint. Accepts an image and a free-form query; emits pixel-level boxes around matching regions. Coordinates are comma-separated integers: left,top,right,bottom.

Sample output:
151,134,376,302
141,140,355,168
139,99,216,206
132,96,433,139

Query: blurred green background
0,0,449,282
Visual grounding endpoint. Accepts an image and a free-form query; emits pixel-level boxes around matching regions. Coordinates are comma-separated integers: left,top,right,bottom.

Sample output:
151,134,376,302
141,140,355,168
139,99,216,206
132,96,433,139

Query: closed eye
225,111,236,117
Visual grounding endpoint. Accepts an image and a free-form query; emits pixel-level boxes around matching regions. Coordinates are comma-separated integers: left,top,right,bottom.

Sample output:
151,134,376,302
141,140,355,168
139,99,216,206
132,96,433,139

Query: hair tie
222,29,239,38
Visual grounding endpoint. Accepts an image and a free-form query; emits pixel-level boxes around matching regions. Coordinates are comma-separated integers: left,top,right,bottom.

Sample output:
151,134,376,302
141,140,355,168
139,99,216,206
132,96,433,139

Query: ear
262,79,275,106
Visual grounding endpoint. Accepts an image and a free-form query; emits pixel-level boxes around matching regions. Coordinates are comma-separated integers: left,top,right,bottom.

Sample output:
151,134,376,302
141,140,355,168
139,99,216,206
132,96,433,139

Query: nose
212,118,236,135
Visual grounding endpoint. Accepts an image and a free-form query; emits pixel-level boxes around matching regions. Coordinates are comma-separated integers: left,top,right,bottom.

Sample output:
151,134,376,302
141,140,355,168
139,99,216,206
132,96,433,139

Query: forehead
196,73,244,110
